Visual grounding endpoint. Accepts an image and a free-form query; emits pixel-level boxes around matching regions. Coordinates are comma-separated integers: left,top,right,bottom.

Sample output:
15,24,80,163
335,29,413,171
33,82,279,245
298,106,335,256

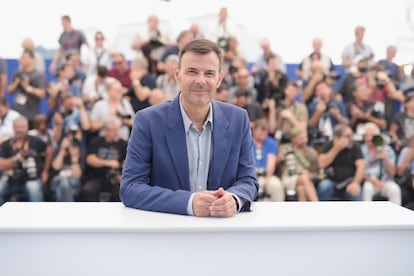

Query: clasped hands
192,187,238,218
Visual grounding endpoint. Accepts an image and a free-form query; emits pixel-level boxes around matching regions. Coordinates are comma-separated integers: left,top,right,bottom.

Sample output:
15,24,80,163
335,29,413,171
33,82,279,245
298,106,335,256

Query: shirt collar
179,94,213,133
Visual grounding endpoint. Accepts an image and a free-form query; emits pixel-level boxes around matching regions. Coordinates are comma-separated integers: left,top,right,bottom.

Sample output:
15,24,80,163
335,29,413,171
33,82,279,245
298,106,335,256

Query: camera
324,102,336,113
71,137,80,147
256,168,266,178
22,152,38,180
8,162,26,185
107,168,122,186
324,71,341,81
217,37,229,51
372,133,391,149
374,76,386,89
284,147,297,176
8,151,38,184
116,111,132,120
15,72,25,81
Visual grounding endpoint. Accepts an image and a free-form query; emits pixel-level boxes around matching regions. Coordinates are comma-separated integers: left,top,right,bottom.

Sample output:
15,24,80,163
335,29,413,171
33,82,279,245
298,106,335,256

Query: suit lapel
166,96,190,191
208,102,230,190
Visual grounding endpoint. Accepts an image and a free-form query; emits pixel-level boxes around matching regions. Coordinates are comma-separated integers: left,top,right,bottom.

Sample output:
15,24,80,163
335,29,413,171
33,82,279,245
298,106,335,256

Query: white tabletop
1,201,414,233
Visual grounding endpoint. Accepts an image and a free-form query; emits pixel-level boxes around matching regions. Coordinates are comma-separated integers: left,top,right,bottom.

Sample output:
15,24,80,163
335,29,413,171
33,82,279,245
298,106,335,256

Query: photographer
47,62,81,113
0,116,47,204
90,79,134,141
278,127,319,201
254,54,288,105
396,135,414,210
80,118,127,202
318,124,366,201
308,79,348,146
49,124,83,201
272,81,308,144
7,49,47,129
348,77,387,131
252,119,284,202
361,123,401,205
367,65,404,128
51,92,90,145
389,89,414,152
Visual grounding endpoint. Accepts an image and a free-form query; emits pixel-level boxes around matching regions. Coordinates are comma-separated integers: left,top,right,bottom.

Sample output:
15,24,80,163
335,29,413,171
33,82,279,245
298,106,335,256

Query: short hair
178,39,223,72
176,30,192,43
33,114,48,128
13,116,29,127
217,83,229,94
97,65,108,77
61,15,71,22
253,118,269,131
104,118,122,129
333,124,350,137
363,122,380,135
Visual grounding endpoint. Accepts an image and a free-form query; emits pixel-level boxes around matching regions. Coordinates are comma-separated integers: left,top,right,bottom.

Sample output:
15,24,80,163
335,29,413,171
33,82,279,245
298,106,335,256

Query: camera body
217,37,229,51
107,168,122,186
8,151,38,184
374,76,386,89
116,111,132,120
372,133,391,151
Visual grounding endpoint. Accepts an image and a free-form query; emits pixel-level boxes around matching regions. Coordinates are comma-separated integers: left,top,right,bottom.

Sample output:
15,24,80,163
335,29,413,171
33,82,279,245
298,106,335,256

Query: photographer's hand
315,101,327,114
106,159,121,169
346,181,361,197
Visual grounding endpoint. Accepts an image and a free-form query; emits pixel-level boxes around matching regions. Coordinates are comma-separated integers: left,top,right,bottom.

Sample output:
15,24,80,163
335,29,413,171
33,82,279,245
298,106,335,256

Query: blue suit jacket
120,94,258,215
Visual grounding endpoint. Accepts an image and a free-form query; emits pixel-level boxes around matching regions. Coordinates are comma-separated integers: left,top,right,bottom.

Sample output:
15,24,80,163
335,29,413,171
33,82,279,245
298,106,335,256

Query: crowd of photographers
0,11,414,209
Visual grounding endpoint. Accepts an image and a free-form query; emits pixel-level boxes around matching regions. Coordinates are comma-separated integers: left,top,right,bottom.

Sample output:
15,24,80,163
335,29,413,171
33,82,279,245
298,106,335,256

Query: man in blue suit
120,39,258,217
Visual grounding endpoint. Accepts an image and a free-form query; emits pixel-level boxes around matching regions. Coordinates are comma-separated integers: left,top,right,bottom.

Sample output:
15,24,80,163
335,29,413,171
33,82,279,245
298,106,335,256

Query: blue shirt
253,136,278,171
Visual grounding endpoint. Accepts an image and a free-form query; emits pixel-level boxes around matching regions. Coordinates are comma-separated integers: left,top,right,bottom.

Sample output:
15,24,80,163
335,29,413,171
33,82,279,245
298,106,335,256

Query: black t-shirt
0,135,47,177
86,137,127,179
348,101,383,131
321,141,363,182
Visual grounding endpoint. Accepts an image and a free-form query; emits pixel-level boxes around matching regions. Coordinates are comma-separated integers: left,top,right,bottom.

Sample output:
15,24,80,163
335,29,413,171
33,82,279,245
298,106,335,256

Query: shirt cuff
186,193,195,216
231,193,244,212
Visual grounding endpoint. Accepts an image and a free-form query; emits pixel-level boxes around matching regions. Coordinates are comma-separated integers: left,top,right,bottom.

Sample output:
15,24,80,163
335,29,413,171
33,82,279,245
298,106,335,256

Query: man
318,124,366,201
81,118,127,202
252,119,284,202
0,97,21,144
361,123,401,205
341,25,374,71
308,79,348,145
279,127,319,201
7,49,47,129
49,15,89,74
0,116,49,204
397,135,414,210
120,39,258,217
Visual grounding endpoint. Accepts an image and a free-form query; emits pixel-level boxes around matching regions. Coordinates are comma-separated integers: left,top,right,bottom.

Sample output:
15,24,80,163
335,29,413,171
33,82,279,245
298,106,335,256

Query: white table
0,201,413,276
